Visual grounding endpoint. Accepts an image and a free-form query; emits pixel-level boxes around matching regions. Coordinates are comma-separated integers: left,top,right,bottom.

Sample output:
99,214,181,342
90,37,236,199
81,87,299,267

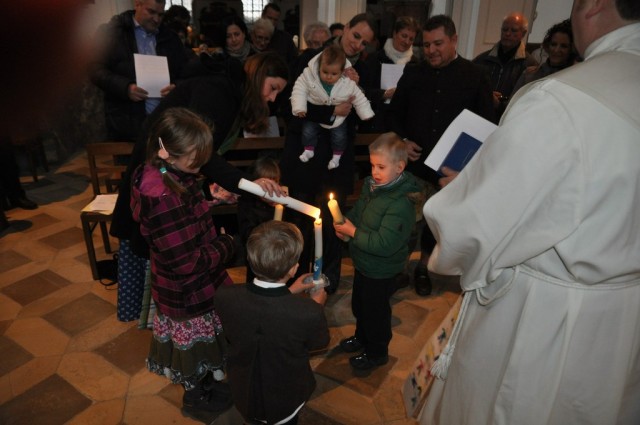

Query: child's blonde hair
247,221,303,282
147,107,213,194
369,132,408,165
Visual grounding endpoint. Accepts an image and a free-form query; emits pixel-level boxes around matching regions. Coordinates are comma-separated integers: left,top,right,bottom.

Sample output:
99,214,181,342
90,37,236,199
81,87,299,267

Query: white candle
327,192,344,224
328,192,350,241
273,204,284,221
313,218,323,281
238,179,320,219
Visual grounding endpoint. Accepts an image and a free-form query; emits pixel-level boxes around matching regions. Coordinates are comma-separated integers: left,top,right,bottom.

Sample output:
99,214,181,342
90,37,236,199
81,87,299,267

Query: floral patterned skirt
146,310,227,390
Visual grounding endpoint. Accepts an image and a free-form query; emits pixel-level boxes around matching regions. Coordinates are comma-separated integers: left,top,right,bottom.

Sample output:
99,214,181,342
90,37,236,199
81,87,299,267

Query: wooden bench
211,133,379,215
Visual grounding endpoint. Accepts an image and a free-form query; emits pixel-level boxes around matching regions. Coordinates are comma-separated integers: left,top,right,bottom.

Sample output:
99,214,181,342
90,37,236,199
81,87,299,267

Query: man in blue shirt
91,0,189,141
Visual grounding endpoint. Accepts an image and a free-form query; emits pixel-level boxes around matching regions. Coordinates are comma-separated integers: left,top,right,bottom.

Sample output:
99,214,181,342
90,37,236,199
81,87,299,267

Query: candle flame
329,192,334,201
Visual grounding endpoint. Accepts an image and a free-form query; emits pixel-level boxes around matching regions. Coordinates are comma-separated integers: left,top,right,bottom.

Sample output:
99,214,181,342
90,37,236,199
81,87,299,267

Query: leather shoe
9,196,37,210
349,353,388,370
339,336,364,353
414,264,432,296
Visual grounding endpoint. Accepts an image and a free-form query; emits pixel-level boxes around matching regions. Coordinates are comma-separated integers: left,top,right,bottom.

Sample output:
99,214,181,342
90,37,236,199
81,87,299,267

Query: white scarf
383,38,413,65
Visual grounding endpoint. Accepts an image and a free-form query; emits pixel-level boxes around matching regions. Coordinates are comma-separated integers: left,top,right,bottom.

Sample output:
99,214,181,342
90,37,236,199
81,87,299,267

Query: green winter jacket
346,173,421,278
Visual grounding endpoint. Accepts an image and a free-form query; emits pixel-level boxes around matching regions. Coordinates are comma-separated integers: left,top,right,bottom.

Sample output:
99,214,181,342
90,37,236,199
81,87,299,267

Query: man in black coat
262,3,298,64
390,15,494,296
91,0,189,141
472,12,538,118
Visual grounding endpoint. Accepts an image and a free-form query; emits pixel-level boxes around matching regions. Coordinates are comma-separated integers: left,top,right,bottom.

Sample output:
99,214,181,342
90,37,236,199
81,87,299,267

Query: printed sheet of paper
82,194,118,215
380,63,405,89
134,53,169,98
425,109,497,172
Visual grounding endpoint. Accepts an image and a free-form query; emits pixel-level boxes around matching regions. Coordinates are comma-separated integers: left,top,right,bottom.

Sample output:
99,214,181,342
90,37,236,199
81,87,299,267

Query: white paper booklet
82,194,118,214
424,109,497,172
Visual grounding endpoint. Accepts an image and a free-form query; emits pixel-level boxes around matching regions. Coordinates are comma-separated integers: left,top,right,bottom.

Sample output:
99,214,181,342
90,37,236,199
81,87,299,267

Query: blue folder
438,132,482,175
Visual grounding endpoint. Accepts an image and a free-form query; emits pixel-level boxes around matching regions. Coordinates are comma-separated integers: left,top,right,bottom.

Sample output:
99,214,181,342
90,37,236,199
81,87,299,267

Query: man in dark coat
91,0,189,141
390,15,494,296
262,3,298,64
473,12,538,118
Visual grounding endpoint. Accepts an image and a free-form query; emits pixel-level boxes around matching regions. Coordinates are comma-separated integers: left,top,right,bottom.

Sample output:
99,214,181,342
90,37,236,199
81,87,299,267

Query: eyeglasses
254,35,271,42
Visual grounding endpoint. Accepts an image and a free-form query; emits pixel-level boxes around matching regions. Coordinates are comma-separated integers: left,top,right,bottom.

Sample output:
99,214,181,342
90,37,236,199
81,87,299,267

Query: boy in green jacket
334,132,421,370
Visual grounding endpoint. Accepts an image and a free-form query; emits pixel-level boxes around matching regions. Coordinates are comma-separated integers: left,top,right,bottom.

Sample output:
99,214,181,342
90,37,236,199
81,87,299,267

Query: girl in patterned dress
131,107,235,421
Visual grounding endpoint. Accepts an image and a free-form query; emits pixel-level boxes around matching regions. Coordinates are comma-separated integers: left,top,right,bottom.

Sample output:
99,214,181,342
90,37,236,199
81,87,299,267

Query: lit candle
238,179,320,219
328,192,350,241
273,204,284,221
313,218,323,281
327,192,344,224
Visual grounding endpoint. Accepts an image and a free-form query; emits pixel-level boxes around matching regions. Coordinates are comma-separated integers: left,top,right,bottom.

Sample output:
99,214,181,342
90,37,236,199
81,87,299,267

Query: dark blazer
215,282,329,424
90,10,189,141
390,56,494,184
267,28,298,64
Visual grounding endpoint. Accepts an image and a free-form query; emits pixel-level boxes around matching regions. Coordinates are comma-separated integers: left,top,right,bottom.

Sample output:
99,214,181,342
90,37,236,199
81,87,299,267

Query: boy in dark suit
215,221,329,425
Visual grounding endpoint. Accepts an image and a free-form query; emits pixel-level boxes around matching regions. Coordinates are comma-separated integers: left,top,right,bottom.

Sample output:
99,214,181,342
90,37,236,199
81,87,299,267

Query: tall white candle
313,218,322,281
273,204,284,221
327,192,344,224
238,179,320,219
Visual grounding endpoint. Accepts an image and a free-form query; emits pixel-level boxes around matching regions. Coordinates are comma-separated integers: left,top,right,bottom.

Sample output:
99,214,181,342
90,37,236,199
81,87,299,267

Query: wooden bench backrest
85,142,135,195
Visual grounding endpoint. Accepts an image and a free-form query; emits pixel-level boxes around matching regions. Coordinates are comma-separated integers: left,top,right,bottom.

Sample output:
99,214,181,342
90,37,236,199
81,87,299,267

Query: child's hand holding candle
333,218,356,240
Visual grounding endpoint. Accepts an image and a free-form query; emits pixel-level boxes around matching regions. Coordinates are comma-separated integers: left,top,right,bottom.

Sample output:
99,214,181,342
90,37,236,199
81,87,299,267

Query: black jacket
390,56,494,184
90,10,189,141
215,282,329,424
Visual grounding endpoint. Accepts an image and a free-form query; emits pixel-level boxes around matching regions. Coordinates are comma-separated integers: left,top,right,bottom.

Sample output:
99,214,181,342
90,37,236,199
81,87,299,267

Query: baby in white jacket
291,45,374,169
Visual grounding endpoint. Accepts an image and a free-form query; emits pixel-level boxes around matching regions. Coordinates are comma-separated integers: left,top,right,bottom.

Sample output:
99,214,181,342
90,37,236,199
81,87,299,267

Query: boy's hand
310,286,327,305
334,218,355,239
296,111,306,118
288,273,315,294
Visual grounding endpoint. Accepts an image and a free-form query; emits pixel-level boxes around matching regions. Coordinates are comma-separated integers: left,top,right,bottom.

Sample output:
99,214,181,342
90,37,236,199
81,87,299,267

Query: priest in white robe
421,0,640,424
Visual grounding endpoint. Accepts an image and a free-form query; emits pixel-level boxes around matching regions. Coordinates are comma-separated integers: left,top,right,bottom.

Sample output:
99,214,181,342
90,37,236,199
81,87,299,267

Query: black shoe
414,265,432,296
9,196,37,210
182,388,233,424
349,353,389,370
182,388,232,413
339,336,364,353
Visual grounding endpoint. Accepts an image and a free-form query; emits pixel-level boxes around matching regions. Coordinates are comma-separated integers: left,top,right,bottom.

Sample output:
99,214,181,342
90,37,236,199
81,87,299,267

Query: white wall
528,0,573,43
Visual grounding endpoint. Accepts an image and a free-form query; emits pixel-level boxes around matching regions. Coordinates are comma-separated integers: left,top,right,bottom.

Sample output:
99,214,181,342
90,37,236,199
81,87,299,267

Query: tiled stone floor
0,149,461,425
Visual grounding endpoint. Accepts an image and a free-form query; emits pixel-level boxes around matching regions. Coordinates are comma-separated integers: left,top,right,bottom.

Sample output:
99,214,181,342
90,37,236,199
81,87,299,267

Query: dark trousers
421,224,437,255
352,269,396,358
0,143,25,202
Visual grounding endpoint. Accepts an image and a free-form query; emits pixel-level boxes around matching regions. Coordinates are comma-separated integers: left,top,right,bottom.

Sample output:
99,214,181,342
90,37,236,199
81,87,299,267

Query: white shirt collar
253,278,286,288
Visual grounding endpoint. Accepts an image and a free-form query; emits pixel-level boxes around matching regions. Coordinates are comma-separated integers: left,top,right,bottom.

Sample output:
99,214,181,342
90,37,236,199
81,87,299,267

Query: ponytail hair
146,107,213,194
